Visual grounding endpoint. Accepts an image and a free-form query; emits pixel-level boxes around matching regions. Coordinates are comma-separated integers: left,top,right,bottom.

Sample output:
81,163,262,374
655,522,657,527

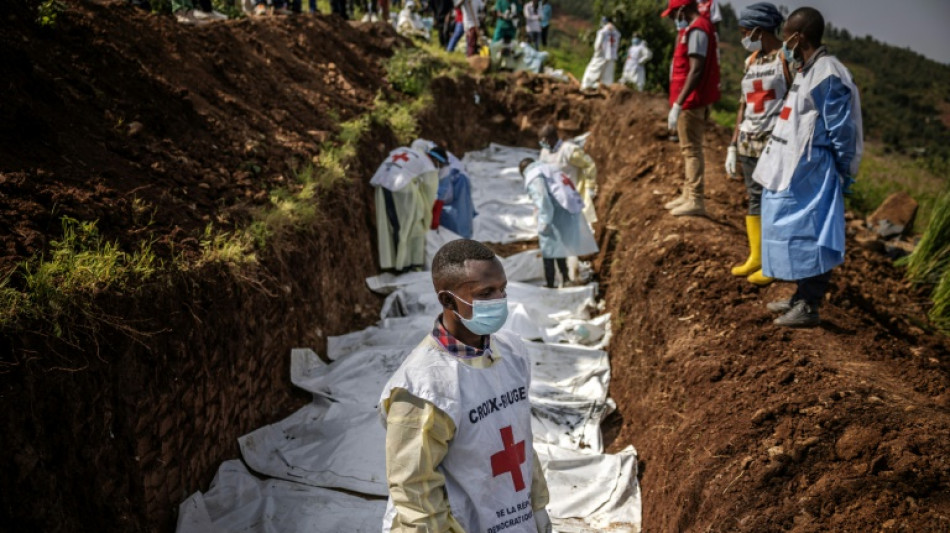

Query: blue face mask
632,38,642,45
675,18,689,30
539,140,551,150
446,292,509,335
781,34,798,63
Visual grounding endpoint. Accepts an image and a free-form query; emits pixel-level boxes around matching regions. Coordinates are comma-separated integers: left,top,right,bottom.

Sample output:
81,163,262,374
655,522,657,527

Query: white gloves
725,145,737,177
667,103,682,131
535,508,553,533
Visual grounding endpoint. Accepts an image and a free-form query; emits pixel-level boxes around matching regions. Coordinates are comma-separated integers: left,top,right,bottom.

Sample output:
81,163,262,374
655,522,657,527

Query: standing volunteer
524,0,543,50
726,2,788,286
461,0,484,57
539,0,552,47
620,33,653,91
662,0,720,217
580,17,621,91
493,0,519,42
371,144,446,272
538,124,598,226
520,159,599,289
753,7,863,327
379,239,553,533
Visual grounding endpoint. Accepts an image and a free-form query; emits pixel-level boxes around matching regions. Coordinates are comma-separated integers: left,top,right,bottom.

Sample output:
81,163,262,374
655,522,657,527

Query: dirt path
587,88,950,532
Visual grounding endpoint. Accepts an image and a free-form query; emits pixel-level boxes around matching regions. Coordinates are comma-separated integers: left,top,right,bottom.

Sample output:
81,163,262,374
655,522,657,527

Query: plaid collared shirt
431,317,493,360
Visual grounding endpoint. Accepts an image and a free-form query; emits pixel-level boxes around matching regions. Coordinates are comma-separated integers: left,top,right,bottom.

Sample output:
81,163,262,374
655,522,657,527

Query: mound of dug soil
0,0,401,272
587,88,950,531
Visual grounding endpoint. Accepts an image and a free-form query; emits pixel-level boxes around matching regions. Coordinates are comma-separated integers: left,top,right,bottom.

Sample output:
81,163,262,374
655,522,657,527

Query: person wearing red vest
662,0,720,217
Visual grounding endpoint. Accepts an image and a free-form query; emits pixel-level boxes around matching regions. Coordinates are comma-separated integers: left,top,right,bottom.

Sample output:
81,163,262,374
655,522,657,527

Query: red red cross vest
669,16,720,110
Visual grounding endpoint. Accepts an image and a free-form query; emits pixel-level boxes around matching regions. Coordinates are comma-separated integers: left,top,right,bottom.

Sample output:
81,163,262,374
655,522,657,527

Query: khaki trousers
677,105,709,198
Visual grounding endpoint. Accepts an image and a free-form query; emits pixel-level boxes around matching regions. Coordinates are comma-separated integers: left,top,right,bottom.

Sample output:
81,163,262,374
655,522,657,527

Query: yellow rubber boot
731,215,762,276
747,269,775,286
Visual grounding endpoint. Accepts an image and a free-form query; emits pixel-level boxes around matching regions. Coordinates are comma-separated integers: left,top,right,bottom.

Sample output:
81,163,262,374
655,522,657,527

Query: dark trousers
793,271,832,307
330,0,347,17
739,155,764,216
543,258,570,288
541,25,549,46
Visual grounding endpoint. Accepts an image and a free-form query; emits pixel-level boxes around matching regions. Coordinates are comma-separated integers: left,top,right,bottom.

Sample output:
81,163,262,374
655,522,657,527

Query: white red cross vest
753,54,863,192
598,25,621,61
379,332,537,533
539,141,581,186
370,147,436,191
738,53,788,137
524,162,584,215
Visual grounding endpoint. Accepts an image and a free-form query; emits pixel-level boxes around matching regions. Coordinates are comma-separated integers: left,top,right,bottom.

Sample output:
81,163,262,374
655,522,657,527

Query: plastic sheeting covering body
177,144,641,533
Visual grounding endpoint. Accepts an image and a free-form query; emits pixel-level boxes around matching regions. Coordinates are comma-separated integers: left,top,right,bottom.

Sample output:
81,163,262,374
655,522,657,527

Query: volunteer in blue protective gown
519,159,599,288
436,167,477,239
752,6,863,328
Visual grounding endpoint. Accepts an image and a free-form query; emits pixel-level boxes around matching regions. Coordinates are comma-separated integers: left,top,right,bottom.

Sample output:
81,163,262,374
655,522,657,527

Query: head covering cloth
738,2,783,31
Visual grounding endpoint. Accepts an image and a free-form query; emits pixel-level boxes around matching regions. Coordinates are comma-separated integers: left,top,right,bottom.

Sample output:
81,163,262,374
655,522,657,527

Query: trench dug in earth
2,4,949,532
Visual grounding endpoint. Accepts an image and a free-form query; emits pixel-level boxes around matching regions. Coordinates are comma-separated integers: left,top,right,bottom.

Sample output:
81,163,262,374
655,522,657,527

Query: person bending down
379,239,552,533
520,159,599,289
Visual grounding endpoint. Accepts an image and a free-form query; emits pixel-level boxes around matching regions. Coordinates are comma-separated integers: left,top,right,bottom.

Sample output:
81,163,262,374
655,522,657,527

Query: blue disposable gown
436,168,477,239
761,65,858,280
526,174,599,259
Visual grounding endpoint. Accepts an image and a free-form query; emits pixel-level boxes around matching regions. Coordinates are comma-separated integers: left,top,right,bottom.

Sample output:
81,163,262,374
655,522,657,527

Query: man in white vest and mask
580,16,621,90
620,33,652,91
371,144,445,272
538,124,598,226
753,7,863,327
379,239,553,533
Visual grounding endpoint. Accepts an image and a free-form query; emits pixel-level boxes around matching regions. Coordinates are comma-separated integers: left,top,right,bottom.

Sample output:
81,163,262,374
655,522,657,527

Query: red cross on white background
745,79,776,114
490,426,526,492
391,152,410,163
560,174,576,191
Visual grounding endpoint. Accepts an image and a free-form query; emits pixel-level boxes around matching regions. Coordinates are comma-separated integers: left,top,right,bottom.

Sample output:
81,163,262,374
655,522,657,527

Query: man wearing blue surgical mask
753,7,863,327
379,239,553,533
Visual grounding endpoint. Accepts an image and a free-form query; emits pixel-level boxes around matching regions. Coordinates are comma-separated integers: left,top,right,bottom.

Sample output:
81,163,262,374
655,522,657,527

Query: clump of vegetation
36,0,66,27
0,217,159,330
386,45,466,96
904,190,950,334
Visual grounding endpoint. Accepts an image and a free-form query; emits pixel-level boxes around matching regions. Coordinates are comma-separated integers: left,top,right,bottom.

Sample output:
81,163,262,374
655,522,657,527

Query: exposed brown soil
587,88,950,532
0,0,401,274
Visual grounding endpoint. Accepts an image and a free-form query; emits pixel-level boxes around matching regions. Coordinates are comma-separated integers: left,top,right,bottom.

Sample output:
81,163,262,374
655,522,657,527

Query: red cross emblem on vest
490,426,526,491
561,173,576,191
391,152,410,163
745,79,776,114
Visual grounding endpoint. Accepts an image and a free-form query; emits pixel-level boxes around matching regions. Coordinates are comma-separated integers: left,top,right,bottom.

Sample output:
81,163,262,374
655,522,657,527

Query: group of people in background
370,123,600,291
662,0,863,327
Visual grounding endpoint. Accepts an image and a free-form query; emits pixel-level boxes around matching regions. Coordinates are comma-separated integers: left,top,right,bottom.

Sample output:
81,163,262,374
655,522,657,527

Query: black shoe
773,300,820,328
766,298,794,313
